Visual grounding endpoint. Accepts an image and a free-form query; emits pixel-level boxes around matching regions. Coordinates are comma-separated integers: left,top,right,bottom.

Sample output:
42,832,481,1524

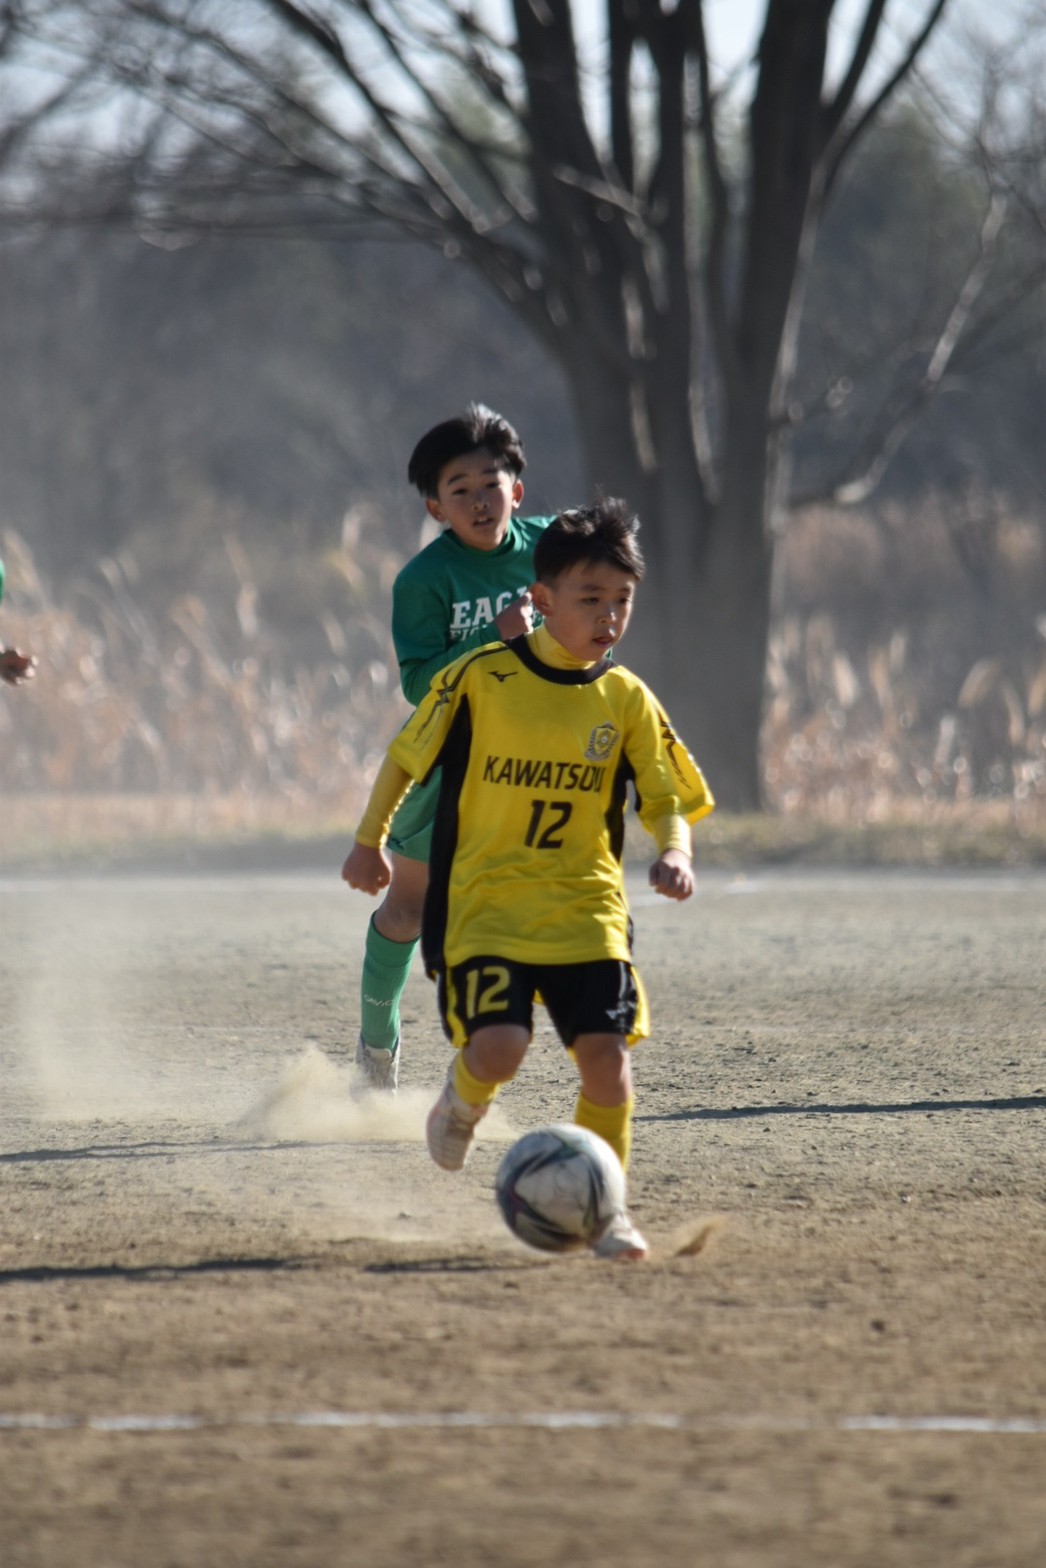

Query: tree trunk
628,508,771,814
686,514,773,814
576,404,769,812
563,343,769,809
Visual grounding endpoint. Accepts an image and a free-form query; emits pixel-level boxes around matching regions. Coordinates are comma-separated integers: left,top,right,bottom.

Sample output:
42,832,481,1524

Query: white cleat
425,1064,488,1171
591,1211,649,1261
353,1035,400,1095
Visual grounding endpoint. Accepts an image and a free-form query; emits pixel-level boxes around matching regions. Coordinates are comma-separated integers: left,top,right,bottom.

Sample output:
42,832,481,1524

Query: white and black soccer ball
494,1124,627,1253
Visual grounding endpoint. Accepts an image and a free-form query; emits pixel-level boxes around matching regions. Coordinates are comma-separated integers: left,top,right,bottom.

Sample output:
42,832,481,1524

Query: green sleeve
392,570,477,706
392,562,524,706
399,624,503,706
391,517,550,707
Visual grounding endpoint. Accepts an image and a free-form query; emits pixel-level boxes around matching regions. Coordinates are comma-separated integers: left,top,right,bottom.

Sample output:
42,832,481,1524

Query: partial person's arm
343,647,467,894
341,755,413,895
0,648,37,685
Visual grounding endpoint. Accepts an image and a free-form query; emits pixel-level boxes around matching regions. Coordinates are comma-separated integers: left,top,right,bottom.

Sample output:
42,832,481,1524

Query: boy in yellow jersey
342,499,714,1259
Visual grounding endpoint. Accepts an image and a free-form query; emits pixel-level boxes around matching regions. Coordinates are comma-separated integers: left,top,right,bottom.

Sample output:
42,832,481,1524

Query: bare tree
0,4,100,176
3,0,1045,806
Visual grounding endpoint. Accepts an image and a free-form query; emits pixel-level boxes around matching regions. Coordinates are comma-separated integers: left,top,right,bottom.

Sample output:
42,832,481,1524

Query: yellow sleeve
388,646,474,779
650,813,692,857
625,681,715,835
354,755,413,848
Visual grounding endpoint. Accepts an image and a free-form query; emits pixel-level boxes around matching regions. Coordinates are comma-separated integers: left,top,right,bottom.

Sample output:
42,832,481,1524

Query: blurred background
1,1,1044,862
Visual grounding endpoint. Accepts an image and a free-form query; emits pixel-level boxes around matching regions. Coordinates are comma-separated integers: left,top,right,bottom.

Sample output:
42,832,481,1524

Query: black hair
407,403,526,497
534,497,645,584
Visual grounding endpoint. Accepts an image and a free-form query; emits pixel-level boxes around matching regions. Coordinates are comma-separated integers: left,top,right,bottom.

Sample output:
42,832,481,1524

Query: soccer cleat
425,1065,488,1171
353,1035,400,1095
591,1210,649,1261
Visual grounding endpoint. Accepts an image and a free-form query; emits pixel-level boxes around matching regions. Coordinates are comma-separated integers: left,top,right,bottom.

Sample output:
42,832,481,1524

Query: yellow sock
453,1052,502,1109
574,1094,634,1171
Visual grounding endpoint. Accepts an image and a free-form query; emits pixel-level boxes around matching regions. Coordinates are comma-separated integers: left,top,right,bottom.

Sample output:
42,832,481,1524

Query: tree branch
823,0,950,194
794,186,1009,507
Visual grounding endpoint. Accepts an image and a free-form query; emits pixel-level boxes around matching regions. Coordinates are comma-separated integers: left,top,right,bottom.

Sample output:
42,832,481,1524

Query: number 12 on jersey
523,799,573,849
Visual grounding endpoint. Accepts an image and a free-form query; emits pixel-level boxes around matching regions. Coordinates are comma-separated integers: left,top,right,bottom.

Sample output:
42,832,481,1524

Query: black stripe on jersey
606,752,634,863
656,706,693,789
505,634,612,685
413,643,518,756
421,695,473,982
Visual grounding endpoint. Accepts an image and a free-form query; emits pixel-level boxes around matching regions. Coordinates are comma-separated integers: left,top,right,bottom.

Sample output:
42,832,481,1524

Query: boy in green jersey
345,405,552,1092
343,499,714,1259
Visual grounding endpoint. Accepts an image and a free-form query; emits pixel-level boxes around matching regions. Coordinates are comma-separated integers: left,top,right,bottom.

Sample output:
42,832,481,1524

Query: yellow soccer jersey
387,630,714,975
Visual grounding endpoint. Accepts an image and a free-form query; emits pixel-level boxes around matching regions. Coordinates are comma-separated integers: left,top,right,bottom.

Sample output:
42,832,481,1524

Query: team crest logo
585,722,619,762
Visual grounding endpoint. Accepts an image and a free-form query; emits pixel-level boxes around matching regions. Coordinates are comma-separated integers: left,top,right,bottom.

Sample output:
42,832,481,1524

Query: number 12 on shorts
463,963,510,1017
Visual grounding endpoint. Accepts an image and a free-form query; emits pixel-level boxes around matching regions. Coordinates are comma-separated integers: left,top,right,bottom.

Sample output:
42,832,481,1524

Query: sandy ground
0,865,1044,1567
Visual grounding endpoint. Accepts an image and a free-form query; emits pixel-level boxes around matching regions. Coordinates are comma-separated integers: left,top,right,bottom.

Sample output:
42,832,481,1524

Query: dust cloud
236,1043,516,1151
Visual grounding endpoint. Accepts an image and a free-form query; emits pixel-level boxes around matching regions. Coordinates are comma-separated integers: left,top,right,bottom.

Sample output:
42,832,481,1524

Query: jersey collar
505,631,612,685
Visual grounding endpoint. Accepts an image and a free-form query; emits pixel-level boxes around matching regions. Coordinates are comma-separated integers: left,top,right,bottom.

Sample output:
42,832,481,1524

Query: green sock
360,916,418,1051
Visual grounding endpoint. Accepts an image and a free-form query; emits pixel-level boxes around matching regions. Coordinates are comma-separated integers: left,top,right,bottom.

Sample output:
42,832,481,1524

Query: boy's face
426,447,523,552
531,560,637,662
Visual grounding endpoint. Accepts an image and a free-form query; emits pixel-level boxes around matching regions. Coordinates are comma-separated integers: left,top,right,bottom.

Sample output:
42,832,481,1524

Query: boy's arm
342,653,468,893
647,814,695,902
625,683,714,903
628,685,715,832
341,755,413,895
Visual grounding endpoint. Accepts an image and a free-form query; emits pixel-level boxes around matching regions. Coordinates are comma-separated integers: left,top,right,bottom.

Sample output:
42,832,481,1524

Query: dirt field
1,865,1044,1567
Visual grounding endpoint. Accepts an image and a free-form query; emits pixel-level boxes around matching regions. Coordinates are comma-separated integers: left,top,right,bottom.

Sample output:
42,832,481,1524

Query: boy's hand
649,849,694,902
0,648,37,686
342,843,392,895
495,590,534,640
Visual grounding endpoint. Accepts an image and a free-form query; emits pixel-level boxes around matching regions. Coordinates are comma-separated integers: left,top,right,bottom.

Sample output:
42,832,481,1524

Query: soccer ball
494,1124,627,1253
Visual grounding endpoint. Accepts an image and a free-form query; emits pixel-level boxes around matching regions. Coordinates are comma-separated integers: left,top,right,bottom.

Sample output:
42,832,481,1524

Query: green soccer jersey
391,516,551,705
387,630,714,975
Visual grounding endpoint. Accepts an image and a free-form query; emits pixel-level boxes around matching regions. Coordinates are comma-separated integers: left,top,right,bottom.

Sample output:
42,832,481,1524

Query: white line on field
1,1411,1044,1436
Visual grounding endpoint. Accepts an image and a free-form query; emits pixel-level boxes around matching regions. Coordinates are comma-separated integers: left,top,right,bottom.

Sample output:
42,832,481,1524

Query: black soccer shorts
438,955,641,1048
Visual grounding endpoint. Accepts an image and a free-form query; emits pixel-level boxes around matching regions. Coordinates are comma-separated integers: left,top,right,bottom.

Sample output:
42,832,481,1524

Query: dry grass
3,794,1043,872
0,519,407,804
2,501,1045,871
696,800,1046,867
0,791,356,865
764,497,1046,822
762,614,1046,819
